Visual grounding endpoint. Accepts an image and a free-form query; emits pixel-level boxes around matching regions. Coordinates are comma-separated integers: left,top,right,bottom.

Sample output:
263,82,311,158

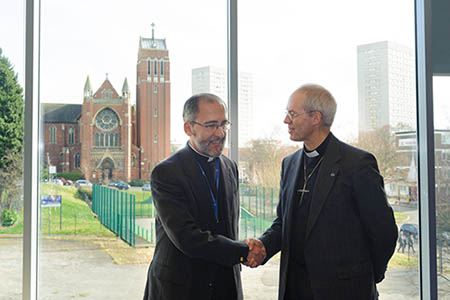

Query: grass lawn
128,190,152,203
102,186,154,217
388,252,419,269
394,211,408,224
0,183,114,236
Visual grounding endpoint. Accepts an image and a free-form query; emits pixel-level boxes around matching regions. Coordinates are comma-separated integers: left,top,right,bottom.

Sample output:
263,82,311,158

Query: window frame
21,0,440,299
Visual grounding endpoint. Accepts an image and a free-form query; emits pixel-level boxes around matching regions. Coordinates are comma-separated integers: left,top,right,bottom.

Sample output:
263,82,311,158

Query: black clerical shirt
290,134,331,265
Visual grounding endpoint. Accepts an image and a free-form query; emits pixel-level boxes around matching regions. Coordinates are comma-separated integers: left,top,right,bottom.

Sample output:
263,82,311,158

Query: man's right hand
243,238,266,268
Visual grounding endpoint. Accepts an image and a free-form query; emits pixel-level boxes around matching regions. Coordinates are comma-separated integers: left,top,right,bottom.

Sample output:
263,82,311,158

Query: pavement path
2,235,450,299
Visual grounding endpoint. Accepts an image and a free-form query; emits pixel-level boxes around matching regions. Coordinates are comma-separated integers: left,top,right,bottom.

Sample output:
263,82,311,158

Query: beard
193,135,226,157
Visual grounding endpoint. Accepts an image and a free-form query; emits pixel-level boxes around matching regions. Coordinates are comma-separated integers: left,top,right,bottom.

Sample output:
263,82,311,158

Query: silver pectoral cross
297,182,309,193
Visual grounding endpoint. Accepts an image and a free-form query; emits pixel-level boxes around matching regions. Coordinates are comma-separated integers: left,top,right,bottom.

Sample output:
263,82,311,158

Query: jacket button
208,283,213,288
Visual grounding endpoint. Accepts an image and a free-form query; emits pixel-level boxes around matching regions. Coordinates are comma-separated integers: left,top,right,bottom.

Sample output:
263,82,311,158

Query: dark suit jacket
143,146,247,300
260,133,398,300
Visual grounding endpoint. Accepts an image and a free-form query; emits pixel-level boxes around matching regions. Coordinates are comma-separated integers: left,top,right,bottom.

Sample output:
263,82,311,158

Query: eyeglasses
285,110,313,121
190,120,231,131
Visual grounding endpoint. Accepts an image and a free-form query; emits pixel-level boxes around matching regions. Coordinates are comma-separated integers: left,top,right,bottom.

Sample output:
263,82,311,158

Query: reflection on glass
433,76,450,298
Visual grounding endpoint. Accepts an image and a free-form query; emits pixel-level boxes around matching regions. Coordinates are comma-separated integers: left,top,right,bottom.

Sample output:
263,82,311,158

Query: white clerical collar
188,142,216,162
304,149,320,158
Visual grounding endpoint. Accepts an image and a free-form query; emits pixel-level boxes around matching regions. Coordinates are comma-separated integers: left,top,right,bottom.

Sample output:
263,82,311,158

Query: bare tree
240,138,298,188
351,125,407,180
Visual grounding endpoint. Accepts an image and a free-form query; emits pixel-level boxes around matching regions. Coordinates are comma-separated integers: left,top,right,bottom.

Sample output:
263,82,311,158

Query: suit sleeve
151,162,248,267
352,153,398,283
259,158,285,261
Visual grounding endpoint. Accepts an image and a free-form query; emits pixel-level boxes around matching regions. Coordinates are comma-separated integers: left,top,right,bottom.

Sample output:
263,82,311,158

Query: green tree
0,48,24,209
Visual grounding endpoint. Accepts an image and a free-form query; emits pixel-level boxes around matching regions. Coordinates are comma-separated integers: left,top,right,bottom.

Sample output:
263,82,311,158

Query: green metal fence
239,185,279,239
135,222,155,243
92,184,136,246
92,184,278,245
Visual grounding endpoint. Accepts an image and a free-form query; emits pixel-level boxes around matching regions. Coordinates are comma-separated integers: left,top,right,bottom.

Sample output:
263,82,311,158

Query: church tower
136,24,171,180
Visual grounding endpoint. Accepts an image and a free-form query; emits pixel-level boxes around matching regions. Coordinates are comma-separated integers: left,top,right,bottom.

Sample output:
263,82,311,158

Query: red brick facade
43,34,170,184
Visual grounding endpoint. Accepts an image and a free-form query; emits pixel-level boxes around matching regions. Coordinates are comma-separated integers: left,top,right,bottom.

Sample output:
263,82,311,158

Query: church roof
140,37,167,50
42,103,82,123
93,79,120,99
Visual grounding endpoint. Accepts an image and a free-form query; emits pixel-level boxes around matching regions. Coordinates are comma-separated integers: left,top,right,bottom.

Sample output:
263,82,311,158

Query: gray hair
295,84,337,127
182,93,227,122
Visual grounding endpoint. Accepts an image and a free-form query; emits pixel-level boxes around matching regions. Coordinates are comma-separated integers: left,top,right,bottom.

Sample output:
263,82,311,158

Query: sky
2,0,448,146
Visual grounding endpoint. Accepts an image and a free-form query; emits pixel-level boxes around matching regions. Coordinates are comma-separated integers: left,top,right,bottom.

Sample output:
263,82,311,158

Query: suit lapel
305,135,341,240
219,156,236,237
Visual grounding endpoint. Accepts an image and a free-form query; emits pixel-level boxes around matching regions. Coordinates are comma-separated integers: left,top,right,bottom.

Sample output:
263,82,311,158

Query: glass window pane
433,76,450,298
0,0,25,298
38,0,225,298
238,1,418,298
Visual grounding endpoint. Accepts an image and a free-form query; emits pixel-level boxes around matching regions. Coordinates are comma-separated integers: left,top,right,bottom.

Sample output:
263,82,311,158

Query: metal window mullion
227,0,238,162
23,0,41,299
415,0,437,299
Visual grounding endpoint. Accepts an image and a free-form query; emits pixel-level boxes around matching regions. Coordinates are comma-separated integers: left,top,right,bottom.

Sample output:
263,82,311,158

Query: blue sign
40,195,62,207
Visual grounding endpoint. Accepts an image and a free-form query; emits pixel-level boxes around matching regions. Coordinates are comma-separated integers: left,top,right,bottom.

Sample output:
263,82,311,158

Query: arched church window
95,133,99,146
132,155,136,168
110,134,114,147
100,133,104,147
75,153,81,169
147,60,151,75
50,126,56,144
68,126,74,144
160,61,164,76
114,133,119,146
154,60,158,76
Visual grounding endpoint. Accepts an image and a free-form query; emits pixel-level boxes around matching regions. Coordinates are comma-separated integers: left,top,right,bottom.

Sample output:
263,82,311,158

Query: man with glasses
245,84,397,300
143,93,263,300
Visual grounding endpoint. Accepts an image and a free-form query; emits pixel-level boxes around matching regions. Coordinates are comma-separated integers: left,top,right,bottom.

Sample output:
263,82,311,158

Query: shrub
1,208,18,226
76,186,92,202
129,179,147,187
57,172,83,181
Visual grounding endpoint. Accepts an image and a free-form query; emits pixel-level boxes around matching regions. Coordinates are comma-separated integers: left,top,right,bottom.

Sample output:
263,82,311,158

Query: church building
42,28,170,183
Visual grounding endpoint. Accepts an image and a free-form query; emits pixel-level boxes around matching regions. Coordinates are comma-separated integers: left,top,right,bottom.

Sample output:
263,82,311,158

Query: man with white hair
246,84,398,300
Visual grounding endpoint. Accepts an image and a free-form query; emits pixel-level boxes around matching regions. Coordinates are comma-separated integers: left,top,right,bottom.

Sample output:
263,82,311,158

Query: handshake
243,238,266,268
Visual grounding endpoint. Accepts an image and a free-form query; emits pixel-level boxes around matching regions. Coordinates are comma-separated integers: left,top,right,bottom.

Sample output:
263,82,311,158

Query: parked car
64,180,73,186
108,181,129,190
142,184,151,191
75,179,92,187
55,177,67,185
400,223,418,240
52,178,64,185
